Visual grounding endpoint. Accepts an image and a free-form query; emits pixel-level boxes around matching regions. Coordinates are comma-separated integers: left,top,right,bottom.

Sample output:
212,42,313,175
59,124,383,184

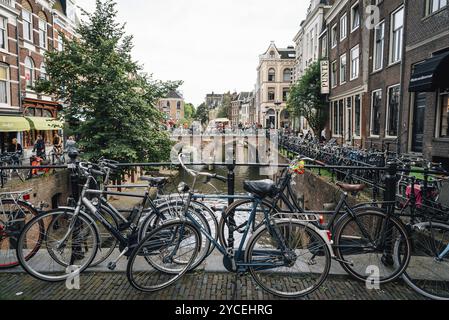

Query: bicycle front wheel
398,221,449,300
245,220,331,298
127,220,201,292
17,210,99,282
334,209,411,284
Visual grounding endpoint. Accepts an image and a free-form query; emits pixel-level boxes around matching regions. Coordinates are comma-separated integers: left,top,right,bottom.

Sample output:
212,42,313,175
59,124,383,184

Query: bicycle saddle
336,182,366,193
140,177,169,187
244,180,277,198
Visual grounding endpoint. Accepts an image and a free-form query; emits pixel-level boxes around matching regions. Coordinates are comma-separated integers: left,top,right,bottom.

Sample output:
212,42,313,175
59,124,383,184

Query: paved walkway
0,272,425,300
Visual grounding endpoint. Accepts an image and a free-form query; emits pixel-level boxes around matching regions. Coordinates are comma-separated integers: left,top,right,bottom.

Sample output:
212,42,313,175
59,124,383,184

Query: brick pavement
0,272,426,300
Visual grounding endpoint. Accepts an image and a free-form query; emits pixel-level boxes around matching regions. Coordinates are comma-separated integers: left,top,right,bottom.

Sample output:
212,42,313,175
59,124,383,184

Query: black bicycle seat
243,180,277,198
140,176,169,187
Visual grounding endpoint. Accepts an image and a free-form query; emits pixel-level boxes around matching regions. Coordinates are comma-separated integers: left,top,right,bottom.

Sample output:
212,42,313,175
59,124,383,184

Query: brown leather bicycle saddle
244,180,278,198
336,182,366,193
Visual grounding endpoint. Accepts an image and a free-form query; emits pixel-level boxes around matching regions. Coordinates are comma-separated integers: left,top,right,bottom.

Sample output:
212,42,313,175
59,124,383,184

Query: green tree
195,103,209,125
35,0,180,162
287,61,328,135
219,92,232,119
184,103,196,120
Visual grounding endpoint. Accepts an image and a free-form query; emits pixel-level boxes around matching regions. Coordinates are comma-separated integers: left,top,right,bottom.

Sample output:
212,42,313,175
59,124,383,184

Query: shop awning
0,116,31,132
409,51,449,92
26,117,64,130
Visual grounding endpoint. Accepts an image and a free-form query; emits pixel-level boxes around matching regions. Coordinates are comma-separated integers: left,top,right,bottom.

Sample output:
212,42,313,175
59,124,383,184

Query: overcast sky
75,0,309,106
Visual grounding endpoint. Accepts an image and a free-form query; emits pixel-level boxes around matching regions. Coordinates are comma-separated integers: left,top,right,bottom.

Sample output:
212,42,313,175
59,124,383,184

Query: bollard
382,161,398,263
227,160,236,206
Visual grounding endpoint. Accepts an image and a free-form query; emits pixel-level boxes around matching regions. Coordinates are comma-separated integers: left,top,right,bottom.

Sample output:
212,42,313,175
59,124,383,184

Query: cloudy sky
75,0,309,106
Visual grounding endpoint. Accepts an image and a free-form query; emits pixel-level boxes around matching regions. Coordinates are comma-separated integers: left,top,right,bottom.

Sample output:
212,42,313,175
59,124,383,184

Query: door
412,92,426,153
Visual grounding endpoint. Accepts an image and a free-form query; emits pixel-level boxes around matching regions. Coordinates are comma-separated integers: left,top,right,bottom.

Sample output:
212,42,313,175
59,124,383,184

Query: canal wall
2,170,71,209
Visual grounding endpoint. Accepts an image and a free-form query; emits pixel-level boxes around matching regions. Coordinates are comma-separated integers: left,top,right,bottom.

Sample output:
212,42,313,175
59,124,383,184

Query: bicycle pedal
107,262,117,271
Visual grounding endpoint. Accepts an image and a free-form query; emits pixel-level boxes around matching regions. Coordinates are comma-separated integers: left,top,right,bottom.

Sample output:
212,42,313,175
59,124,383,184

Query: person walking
65,136,79,163
32,135,46,160
8,138,23,156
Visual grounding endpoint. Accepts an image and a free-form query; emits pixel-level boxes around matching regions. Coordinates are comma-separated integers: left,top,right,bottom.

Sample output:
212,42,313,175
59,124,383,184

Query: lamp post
274,101,282,130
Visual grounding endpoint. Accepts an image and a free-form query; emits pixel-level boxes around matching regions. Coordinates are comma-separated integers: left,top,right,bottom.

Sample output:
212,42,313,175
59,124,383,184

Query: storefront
0,116,31,153
409,50,449,167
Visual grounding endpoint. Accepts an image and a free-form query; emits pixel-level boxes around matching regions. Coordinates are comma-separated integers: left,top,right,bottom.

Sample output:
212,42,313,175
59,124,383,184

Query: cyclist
32,135,46,160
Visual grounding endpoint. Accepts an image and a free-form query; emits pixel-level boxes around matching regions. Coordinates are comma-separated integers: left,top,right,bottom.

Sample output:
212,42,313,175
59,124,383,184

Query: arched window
38,12,48,49
166,101,170,108
40,63,47,80
24,57,34,89
177,101,181,109
268,68,276,82
22,1,33,42
283,68,292,82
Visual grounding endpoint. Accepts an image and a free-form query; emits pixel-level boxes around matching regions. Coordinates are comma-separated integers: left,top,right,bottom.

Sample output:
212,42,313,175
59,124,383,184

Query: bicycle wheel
397,221,449,300
139,202,211,270
245,220,331,298
127,220,201,292
17,210,99,282
0,200,41,269
334,209,411,284
218,199,279,248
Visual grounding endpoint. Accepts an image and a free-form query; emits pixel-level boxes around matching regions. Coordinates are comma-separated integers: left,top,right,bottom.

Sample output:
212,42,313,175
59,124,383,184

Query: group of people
7,134,78,161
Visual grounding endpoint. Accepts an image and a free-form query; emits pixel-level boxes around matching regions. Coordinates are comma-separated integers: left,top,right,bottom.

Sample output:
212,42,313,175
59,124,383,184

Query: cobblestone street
0,272,425,300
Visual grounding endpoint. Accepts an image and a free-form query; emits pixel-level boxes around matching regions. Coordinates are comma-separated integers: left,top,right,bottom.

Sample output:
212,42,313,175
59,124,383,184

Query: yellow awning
26,117,64,131
0,116,31,132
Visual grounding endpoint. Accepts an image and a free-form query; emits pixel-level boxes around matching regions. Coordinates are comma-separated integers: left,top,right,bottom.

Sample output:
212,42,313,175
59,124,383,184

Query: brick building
0,0,78,154
157,90,185,128
403,0,449,167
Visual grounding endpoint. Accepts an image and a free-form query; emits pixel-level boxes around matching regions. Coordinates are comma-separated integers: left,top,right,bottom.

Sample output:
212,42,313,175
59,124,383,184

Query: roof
165,90,183,99
278,48,296,59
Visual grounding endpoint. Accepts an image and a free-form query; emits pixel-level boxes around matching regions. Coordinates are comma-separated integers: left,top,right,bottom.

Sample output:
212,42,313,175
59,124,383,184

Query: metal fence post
227,160,236,206
382,161,398,262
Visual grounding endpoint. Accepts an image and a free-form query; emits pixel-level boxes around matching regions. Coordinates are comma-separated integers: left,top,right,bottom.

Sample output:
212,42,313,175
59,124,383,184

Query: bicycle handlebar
178,153,227,182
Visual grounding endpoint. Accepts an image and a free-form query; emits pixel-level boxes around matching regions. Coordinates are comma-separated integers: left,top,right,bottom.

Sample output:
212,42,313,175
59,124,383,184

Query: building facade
402,0,449,167
0,0,79,154
230,91,253,128
158,90,185,127
256,42,295,129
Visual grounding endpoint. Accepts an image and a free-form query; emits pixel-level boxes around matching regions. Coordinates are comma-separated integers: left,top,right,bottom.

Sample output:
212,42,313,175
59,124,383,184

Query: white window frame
0,64,10,106
331,24,337,48
427,0,448,15
373,20,385,72
332,101,343,137
0,16,8,52
39,19,47,49
351,2,361,32
389,6,404,65
22,9,33,42
24,57,34,89
340,54,347,85
385,84,401,138
340,14,347,41
370,89,382,137
350,45,360,81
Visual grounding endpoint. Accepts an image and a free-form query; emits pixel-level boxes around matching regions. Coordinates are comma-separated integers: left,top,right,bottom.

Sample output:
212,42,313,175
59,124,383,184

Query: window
56,33,64,51
268,68,275,82
0,17,7,50
351,3,360,31
331,24,337,48
373,21,385,71
331,60,337,88
0,65,9,104
269,51,275,58
177,101,181,110
340,54,347,84
332,101,342,135
22,5,33,42
40,63,47,80
24,57,34,89
354,95,361,136
282,88,289,102
386,85,400,137
371,90,382,136
283,68,292,82
427,0,448,15
268,88,275,101
350,45,360,80
338,100,344,136
321,35,328,58
340,14,347,40
390,7,404,64
439,92,449,137
39,19,47,49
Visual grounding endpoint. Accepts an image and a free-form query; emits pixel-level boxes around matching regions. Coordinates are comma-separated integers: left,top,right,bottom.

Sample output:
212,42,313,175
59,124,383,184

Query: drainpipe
397,0,408,155
15,15,22,146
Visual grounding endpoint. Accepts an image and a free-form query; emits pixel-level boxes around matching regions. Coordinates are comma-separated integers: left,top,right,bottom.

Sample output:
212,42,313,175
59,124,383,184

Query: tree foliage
35,0,181,162
184,103,196,120
195,103,209,125
287,61,328,135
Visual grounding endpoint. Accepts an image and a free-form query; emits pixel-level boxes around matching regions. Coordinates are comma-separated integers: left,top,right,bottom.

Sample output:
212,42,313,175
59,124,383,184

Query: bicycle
0,152,27,184
126,153,332,298
50,148,66,165
0,189,42,269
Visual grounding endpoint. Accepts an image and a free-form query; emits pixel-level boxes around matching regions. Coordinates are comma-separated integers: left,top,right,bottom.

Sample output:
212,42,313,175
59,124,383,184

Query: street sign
320,60,330,95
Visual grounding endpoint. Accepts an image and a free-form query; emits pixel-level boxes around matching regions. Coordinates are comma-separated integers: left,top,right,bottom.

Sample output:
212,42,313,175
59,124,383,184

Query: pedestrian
321,128,327,143
53,133,63,156
8,138,23,156
32,135,46,159
65,136,78,163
